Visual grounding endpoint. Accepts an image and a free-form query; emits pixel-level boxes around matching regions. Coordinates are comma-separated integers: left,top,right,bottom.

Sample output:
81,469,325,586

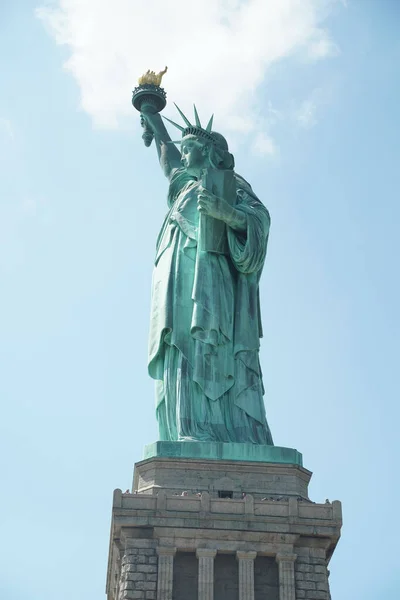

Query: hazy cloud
36,0,341,153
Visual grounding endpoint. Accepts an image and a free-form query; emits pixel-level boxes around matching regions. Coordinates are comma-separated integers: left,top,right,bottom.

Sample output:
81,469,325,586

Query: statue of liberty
139,94,274,446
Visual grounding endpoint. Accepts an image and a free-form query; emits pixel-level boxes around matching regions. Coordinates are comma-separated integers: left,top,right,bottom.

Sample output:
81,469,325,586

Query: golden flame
138,66,168,87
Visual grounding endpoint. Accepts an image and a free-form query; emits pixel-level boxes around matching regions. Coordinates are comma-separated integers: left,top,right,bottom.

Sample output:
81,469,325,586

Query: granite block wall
118,542,158,600
294,548,331,600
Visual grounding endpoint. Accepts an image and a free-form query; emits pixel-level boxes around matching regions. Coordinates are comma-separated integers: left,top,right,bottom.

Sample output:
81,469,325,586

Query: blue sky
1,1,399,598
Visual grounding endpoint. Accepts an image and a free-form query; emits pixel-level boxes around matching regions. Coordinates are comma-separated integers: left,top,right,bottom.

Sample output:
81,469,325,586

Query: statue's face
181,136,208,175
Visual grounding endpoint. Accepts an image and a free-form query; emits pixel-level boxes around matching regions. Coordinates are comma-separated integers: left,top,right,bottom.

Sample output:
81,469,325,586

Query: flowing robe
148,168,273,444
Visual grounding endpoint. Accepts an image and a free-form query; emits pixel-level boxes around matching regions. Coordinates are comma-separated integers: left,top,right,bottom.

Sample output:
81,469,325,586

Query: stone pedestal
133,443,310,500
106,448,342,600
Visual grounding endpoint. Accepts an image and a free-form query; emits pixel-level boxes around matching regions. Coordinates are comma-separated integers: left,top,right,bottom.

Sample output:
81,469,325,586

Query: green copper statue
133,70,273,445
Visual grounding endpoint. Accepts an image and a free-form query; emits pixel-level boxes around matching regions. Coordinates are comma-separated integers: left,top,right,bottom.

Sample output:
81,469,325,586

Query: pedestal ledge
133,452,311,499
144,440,303,465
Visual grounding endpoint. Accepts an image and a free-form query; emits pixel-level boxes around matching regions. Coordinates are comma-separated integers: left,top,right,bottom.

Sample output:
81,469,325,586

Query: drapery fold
148,168,273,444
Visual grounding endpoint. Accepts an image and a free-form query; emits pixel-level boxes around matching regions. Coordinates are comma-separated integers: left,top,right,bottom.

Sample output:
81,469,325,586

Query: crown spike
193,105,202,127
206,114,214,132
174,103,192,127
162,115,185,132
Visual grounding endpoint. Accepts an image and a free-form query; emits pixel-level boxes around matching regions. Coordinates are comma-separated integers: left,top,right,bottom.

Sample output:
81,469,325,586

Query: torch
132,67,168,147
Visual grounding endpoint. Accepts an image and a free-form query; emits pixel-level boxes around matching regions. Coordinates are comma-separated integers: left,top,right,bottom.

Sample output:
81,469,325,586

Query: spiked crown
164,104,215,144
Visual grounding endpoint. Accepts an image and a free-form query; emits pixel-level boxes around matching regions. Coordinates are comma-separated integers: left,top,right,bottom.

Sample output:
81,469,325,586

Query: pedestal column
236,551,257,600
276,553,297,600
196,549,217,600
156,547,176,600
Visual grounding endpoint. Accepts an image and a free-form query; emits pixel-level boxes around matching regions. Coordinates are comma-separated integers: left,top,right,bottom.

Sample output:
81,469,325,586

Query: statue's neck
186,163,211,181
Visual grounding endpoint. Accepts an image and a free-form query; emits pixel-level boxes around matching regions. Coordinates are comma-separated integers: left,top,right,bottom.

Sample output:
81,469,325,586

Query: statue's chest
173,182,200,225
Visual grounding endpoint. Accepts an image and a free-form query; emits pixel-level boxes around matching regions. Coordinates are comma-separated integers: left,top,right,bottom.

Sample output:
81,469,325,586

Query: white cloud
36,0,341,152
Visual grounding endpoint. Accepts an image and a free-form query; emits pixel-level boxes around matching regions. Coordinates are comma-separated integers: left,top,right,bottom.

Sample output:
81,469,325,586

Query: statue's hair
209,132,235,170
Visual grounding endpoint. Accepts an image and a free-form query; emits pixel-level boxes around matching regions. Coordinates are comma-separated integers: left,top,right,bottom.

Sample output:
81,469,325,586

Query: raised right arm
140,112,181,177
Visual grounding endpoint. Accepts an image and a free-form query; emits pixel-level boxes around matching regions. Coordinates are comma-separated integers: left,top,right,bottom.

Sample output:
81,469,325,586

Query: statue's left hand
197,186,233,222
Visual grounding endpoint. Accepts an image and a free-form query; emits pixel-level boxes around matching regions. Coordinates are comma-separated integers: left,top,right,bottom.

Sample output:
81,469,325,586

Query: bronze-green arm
141,112,181,176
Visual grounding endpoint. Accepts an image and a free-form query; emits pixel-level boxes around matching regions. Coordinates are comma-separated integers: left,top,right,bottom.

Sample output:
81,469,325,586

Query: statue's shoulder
168,168,196,206
234,172,270,226
169,167,195,187
235,173,256,197
235,173,268,205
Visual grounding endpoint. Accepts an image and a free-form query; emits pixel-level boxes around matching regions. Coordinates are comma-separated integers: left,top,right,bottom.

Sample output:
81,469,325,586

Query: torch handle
140,104,158,148
142,125,154,147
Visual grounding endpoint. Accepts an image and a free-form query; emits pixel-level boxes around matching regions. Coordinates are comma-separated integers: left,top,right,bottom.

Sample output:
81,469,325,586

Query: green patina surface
144,441,303,466
133,88,276,446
